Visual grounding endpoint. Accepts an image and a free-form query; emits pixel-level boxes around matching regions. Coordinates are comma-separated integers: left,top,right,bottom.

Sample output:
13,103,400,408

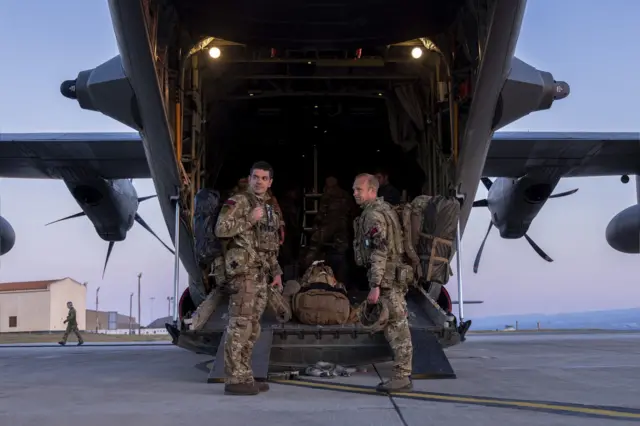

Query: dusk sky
0,1,638,325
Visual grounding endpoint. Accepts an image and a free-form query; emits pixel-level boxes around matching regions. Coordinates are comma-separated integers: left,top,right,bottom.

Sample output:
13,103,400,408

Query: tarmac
1,331,639,426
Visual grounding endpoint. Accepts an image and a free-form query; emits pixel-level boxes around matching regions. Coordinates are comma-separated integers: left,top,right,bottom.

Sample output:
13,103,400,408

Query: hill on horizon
471,307,640,330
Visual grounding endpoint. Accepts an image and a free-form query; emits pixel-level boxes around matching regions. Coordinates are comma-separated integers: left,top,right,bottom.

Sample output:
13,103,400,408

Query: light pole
137,273,142,335
95,286,101,332
129,292,134,334
150,296,155,324
167,296,174,317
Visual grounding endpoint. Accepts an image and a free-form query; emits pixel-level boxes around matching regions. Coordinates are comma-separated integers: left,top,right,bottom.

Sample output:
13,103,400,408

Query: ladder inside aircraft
300,145,320,248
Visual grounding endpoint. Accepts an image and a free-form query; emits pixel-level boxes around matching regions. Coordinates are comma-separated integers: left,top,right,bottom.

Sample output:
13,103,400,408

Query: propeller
471,178,577,273
46,195,175,278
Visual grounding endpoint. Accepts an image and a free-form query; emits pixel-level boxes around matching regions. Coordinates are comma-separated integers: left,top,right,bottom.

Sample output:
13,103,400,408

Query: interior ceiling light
209,47,221,59
411,47,423,59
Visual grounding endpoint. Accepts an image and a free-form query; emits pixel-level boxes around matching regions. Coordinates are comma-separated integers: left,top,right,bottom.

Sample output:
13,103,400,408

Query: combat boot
224,382,260,396
77,341,84,346
375,377,412,392
254,379,270,392
58,341,66,346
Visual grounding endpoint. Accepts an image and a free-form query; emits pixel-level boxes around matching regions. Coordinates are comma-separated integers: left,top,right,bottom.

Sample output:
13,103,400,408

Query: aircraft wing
0,132,149,180
484,132,640,178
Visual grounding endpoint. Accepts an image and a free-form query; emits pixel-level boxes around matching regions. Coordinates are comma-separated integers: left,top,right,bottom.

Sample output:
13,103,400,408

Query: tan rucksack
396,195,460,285
292,261,352,325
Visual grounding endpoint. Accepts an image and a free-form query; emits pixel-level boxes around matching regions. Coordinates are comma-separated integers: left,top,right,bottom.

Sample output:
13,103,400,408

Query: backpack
193,188,223,268
396,195,460,285
193,188,258,289
292,261,352,325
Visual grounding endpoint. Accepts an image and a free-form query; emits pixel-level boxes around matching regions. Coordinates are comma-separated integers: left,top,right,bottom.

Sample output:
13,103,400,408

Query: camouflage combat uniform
59,304,84,346
231,180,284,244
215,189,282,394
354,197,413,389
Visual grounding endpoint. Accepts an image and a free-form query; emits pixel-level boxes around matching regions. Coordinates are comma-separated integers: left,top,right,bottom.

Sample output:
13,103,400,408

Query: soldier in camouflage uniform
352,173,413,392
231,177,285,245
215,161,283,396
58,301,84,346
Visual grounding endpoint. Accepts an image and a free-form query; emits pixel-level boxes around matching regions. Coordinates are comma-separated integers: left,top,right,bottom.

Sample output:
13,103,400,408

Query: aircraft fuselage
104,0,529,304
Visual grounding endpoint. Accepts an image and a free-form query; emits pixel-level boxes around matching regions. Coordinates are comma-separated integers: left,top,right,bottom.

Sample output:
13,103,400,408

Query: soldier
58,301,84,346
374,169,402,206
352,173,413,392
301,176,357,283
215,160,283,396
231,177,285,245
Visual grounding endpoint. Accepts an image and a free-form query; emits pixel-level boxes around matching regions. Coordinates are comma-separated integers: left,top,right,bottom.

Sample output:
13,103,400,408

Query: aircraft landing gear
170,195,181,325
454,218,472,342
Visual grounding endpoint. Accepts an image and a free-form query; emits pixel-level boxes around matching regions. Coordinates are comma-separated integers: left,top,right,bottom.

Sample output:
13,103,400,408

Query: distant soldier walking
352,173,413,392
215,161,283,396
58,301,84,346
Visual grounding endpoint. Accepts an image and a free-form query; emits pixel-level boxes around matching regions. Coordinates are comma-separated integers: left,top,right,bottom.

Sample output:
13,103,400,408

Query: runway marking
270,378,640,421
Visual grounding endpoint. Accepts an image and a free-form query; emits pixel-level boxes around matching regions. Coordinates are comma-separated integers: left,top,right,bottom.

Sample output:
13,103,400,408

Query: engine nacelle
606,204,640,254
61,178,138,242
492,57,570,131
60,55,142,131
0,216,16,256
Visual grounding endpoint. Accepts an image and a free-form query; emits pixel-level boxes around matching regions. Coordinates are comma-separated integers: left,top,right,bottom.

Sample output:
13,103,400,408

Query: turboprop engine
606,175,640,254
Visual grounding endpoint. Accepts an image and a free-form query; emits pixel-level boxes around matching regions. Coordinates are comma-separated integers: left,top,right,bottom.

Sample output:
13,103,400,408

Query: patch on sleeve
224,199,236,206
368,226,379,237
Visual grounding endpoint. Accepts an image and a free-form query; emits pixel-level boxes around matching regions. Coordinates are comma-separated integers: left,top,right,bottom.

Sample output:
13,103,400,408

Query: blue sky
0,0,638,325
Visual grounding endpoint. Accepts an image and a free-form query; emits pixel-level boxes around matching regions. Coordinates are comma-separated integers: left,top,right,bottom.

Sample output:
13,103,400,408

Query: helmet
358,300,389,332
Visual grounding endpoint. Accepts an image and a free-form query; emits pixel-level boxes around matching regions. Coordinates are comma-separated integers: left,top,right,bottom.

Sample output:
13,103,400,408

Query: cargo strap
418,233,453,282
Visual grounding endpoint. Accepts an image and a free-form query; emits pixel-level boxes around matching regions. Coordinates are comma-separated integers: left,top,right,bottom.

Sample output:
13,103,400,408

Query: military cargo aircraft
1,0,639,380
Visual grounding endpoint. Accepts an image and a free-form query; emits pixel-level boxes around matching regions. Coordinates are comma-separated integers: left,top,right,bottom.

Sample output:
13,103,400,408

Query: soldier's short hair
250,161,274,179
355,173,379,191
374,168,389,177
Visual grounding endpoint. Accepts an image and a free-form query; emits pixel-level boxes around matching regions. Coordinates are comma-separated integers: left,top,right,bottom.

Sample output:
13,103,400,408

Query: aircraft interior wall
209,106,426,199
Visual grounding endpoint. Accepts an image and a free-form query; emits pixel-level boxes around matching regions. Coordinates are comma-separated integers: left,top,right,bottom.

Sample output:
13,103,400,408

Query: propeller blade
102,241,115,279
138,195,157,203
480,177,493,191
472,199,488,207
549,188,579,198
45,211,86,226
473,221,493,273
134,213,175,255
523,234,553,262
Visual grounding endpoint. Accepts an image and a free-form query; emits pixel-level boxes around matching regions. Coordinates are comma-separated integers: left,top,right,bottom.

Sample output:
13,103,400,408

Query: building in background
86,309,139,332
0,278,138,333
0,278,87,332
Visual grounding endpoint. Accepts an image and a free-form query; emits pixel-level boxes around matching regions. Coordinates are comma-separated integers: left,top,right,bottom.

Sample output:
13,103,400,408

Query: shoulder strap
377,205,404,257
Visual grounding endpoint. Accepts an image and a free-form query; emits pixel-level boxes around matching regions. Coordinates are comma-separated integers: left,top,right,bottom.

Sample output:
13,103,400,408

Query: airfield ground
3,328,635,345
1,331,639,425
0,332,170,344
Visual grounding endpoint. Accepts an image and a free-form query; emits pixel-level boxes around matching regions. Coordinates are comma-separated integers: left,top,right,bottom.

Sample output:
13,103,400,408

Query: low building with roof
0,278,87,332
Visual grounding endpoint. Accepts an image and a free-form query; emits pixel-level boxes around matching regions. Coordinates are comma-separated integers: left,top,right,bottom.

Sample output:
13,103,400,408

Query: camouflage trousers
380,287,413,380
62,324,83,343
224,272,269,385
